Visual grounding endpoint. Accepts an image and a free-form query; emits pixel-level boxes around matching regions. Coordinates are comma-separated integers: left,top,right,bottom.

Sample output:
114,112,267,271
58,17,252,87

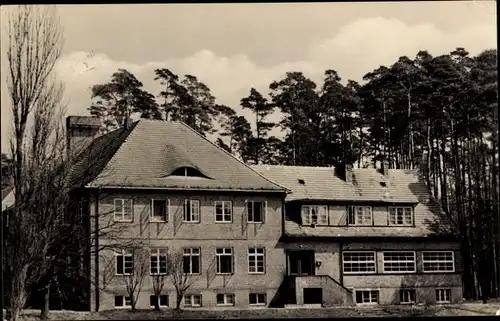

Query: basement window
355,290,379,305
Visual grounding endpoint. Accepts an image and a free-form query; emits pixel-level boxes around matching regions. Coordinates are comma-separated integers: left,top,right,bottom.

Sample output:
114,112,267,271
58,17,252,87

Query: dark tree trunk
40,284,50,320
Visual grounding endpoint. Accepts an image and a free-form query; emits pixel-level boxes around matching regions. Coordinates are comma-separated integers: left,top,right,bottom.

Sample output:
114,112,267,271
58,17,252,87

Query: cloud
1,16,496,152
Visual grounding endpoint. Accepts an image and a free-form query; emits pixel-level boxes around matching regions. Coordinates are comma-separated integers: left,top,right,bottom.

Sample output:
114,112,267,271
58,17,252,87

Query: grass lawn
15,302,500,320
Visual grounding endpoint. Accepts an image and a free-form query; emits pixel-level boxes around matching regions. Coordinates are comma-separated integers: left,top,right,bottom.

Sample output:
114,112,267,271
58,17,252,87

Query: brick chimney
335,164,353,183
66,116,101,157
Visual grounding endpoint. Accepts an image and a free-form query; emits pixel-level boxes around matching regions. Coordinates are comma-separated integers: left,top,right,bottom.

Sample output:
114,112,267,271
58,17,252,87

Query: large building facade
67,116,462,311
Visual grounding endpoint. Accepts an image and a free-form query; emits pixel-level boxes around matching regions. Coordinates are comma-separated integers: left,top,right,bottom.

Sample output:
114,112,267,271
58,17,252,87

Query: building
67,116,461,311
251,164,462,306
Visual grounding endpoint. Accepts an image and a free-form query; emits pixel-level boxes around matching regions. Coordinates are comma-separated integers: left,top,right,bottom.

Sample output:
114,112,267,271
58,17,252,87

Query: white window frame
151,199,169,222
422,251,455,273
150,294,168,308
247,200,267,223
184,294,202,307
354,289,379,305
114,198,133,222
183,248,201,275
388,206,414,226
215,201,233,223
249,293,267,306
347,206,373,226
216,247,233,275
183,199,200,223
301,205,328,226
399,289,416,304
342,251,376,274
114,295,132,309
248,248,265,274
216,293,235,306
150,248,168,275
435,288,451,304
115,249,133,276
382,251,416,273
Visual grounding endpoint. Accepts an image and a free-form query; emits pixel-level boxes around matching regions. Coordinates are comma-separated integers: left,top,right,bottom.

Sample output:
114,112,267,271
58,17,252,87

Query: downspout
94,190,100,312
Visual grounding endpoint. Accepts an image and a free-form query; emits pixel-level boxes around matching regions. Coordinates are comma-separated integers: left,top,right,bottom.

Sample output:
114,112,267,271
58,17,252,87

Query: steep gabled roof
77,120,285,193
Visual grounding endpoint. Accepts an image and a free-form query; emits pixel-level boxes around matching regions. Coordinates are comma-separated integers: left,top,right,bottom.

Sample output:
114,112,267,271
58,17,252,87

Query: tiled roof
79,120,286,192
2,187,14,211
251,165,422,203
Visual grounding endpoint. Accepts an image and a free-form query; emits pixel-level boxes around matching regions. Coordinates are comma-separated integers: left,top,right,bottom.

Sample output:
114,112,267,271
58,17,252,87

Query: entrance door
303,288,323,304
288,250,315,276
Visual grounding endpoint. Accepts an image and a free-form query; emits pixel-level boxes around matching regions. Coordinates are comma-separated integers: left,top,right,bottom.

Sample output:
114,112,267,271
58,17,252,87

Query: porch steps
284,304,323,309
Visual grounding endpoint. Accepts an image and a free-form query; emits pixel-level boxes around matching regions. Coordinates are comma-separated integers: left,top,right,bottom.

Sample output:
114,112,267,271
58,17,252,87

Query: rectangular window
400,289,416,304
114,295,132,308
423,251,455,272
151,199,168,222
216,293,235,306
301,205,328,225
435,289,451,303
215,201,232,222
348,206,372,226
184,294,202,307
150,295,168,308
343,252,376,274
383,252,416,273
116,249,133,275
150,248,168,275
216,248,233,274
184,200,200,222
389,207,413,226
249,293,266,306
114,199,133,222
247,201,265,223
355,290,379,304
248,248,265,274
183,248,200,274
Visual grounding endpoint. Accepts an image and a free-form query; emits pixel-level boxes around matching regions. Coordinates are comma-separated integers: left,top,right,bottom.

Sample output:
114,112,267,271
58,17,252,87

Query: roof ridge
252,164,335,169
176,121,289,192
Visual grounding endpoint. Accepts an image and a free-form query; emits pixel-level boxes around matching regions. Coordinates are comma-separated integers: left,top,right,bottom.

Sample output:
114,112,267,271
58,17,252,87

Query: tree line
89,47,499,301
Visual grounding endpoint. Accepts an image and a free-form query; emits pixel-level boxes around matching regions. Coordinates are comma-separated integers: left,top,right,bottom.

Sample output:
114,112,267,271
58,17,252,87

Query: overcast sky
0,2,497,153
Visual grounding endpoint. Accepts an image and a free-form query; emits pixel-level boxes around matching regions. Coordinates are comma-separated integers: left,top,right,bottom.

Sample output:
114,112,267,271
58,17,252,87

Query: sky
0,2,497,153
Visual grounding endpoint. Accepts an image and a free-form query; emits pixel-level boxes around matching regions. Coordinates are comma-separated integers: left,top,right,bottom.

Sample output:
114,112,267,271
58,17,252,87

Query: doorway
303,288,323,304
288,250,315,276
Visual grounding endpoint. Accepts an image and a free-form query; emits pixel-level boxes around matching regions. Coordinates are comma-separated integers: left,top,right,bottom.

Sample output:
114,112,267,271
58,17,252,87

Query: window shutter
264,201,268,223
167,199,171,222
130,199,134,221
150,199,154,221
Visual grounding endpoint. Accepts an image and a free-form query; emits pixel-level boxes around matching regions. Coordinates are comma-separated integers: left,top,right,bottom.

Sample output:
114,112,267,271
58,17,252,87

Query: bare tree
117,247,149,311
150,248,168,311
4,5,64,321
168,251,197,310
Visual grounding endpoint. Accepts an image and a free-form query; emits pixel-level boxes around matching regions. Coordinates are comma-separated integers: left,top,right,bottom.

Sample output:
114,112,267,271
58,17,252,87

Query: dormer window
389,206,413,226
170,166,206,178
301,205,328,226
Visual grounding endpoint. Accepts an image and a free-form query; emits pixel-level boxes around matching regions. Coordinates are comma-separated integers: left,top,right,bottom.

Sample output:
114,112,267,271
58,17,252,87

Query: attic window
298,179,305,185
170,166,205,178
380,182,387,187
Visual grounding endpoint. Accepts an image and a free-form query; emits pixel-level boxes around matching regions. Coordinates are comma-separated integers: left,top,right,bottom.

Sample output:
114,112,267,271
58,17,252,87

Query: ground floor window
435,289,451,303
114,295,132,308
184,294,202,307
399,289,416,304
150,295,168,308
216,293,235,306
355,290,379,304
249,293,266,306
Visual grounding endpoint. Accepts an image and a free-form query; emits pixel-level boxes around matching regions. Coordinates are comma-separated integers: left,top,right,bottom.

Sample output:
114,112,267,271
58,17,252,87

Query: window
342,252,376,274
249,293,266,306
435,289,451,303
355,290,379,304
184,294,202,307
389,207,413,226
114,199,133,222
151,199,168,222
216,293,235,306
248,248,265,274
247,201,265,223
183,248,200,274
150,295,168,308
422,251,455,272
301,205,328,225
215,201,232,222
347,206,372,226
400,289,416,304
114,296,132,308
116,249,133,275
383,252,416,273
184,200,200,222
216,248,233,274
150,248,168,275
